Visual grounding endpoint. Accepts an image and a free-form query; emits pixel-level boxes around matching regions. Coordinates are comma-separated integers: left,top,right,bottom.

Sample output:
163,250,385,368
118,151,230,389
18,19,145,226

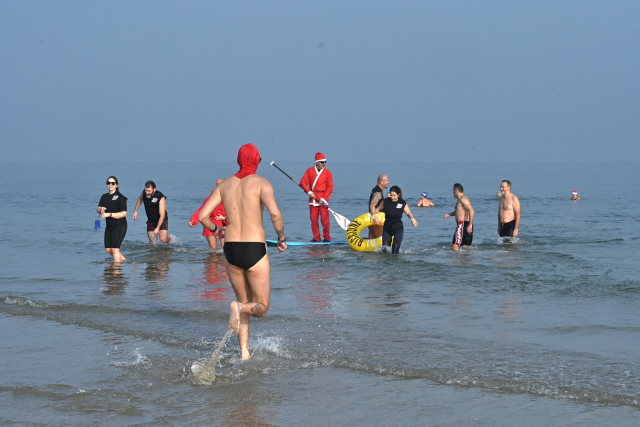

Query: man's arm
461,198,474,232
369,192,382,216
260,181,287,253
133,196,143,220
513,196,521,237
199,188,222,232
154,197,166,233
320,171,333,205
443,210,456,219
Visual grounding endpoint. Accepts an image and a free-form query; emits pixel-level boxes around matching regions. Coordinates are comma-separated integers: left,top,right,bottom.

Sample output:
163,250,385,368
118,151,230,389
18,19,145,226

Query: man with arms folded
198,143,287,360
443,183,475,251
369,174,389,239
498,180,521,242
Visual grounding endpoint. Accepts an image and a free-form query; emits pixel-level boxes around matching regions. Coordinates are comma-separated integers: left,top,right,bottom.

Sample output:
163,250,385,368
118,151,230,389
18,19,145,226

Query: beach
1,160,640,426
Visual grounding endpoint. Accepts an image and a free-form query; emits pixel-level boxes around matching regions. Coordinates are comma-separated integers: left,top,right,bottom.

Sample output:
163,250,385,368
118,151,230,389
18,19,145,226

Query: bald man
369,174,389,239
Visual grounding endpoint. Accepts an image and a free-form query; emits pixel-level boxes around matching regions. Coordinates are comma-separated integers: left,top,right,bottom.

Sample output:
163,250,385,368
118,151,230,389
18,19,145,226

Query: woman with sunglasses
372,185,418,254
97,176,128,262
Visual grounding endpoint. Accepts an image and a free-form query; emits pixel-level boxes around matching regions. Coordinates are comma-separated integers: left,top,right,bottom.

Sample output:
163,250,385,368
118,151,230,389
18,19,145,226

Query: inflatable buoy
346,212,390,251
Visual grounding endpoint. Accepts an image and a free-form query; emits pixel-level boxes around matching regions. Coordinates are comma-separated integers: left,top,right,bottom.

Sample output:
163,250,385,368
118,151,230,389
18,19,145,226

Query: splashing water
190,329,235,385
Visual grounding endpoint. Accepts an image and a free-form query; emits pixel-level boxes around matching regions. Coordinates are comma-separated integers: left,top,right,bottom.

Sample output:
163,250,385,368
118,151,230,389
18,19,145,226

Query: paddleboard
266,240,348,247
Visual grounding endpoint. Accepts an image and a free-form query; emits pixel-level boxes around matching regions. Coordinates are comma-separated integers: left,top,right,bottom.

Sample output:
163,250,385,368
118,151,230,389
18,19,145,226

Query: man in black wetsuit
369,174,389,239
133,181,171,244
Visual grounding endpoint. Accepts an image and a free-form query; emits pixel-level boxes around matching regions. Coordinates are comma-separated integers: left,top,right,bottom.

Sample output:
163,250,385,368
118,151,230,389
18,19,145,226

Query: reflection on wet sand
145,262,170,299
102,263,128,295
294,248,338,317
193,253,231,303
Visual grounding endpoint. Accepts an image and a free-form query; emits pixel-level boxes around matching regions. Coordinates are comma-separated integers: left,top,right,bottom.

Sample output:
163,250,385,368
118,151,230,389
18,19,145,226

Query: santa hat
572,190,578,194
315,152,327,162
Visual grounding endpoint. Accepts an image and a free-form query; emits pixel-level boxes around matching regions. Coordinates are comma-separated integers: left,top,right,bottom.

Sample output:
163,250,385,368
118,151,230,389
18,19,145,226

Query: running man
198,143,287,360
369,174,389,239
133,181,171,244
498,180,521,240
443,183,475,251
300,152,333,242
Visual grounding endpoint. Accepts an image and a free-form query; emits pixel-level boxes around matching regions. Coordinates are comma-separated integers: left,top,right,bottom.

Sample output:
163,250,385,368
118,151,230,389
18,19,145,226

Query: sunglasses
318,161,326,164
107,181,117,185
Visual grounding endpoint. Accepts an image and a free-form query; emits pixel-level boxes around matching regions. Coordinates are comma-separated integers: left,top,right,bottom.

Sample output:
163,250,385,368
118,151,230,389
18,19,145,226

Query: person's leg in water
224,254,271,360
105,226,127,262
382,229,392,253
206,235,218,249
368,224,383,240
158,229,171,243
391,230,404,254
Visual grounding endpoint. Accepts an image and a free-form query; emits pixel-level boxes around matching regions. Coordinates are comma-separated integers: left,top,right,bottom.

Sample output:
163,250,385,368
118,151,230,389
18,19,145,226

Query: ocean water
1,160,639,426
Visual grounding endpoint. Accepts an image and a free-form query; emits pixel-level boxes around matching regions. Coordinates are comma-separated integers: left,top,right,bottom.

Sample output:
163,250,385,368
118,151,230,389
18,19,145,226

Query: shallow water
1,161,639,425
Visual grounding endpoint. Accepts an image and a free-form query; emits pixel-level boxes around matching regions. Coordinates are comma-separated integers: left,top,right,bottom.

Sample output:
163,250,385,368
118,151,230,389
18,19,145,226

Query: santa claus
300,152,333,242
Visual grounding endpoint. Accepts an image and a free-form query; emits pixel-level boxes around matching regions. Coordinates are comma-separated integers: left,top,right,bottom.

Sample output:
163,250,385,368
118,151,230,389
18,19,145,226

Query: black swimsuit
223,242,267,269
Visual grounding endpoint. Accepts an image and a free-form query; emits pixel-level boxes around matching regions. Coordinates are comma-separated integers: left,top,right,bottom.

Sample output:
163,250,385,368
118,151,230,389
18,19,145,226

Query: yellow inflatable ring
346,212,390,251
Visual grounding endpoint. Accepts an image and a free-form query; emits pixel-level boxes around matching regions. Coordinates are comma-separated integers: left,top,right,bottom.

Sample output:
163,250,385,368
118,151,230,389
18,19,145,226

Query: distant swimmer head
421,192,428,198
216,179,223,186
572,190,578,195
235,144,261,179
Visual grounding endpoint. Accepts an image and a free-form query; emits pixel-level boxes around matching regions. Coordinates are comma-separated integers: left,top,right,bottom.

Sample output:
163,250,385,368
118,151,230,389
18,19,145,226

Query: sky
1,1,639,162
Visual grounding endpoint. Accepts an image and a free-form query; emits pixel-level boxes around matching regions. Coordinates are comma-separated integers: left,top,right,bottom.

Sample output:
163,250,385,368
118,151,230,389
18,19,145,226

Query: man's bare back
198,144,286,360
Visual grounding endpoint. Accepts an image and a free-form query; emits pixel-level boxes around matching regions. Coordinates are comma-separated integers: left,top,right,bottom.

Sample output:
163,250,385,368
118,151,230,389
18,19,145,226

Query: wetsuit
377,197,407,254
98,191,128,249
500,220,516,238
453,221,473,246
142,190,168,232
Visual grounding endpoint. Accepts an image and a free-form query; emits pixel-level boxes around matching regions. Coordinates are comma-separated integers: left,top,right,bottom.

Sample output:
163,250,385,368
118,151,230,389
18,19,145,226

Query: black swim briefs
452,221,473,246
223,242,267,270
500,220,516,237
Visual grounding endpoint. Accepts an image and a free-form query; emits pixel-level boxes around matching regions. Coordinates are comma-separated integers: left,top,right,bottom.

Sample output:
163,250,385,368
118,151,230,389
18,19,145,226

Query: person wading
133,181,171,244
300,152,333,242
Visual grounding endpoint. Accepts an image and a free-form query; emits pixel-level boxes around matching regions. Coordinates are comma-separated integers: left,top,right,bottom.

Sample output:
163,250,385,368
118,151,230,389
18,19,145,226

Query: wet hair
388,185,402,198
106,176,119,189
141,180,156,199
502,180,511,188
453,183,464,193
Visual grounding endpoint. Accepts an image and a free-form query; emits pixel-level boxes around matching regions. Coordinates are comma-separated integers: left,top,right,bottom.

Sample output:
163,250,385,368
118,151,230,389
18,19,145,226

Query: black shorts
104,224,127,249
452,221,473,246
223,242,267,270
147,220,168,232
500,220,516,237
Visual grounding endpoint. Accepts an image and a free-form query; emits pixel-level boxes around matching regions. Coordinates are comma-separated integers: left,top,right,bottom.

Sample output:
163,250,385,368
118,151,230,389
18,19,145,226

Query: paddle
270,161,351,230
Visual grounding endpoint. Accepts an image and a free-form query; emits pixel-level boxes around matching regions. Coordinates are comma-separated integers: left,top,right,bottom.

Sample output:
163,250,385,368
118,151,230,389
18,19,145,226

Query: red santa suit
300,152,333,242
190,179,226,237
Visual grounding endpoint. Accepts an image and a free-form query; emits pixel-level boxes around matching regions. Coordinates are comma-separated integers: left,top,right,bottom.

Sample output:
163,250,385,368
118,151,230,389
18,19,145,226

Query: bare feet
241,349,251,360
229,301,241,335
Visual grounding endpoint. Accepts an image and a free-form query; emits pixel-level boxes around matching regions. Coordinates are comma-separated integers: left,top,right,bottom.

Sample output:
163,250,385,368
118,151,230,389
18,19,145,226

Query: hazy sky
1,1,638,162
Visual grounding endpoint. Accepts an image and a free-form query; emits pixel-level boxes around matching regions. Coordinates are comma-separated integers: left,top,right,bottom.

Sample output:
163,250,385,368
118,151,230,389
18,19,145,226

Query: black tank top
377,197,406,233
98,191,128,228
369,185,383,206
142,190,168,222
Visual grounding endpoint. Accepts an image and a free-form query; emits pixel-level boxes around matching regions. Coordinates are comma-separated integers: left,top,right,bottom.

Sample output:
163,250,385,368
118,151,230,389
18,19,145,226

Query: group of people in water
96,143,580,359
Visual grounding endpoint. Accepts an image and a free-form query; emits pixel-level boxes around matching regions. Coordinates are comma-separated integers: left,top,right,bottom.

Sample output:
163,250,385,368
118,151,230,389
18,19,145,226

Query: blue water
1,161,639,426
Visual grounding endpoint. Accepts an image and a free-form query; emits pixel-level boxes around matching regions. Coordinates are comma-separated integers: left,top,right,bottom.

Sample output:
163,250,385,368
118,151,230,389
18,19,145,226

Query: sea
1,160,639,426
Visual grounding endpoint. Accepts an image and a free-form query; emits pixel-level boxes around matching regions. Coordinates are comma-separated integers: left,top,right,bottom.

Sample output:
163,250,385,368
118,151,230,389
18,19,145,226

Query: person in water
372,185,418,254
571,190,580,200
300,152,333,242
369,174,389,239
443,183,475,251
498,180,521,241
97,176,128,262
198,144,287,360
133,181,171,244
189,179,227,249
417,192,434,207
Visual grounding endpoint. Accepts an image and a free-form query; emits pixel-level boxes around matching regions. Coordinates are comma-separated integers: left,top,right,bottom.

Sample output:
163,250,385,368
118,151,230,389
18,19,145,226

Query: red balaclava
235,143,261,179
